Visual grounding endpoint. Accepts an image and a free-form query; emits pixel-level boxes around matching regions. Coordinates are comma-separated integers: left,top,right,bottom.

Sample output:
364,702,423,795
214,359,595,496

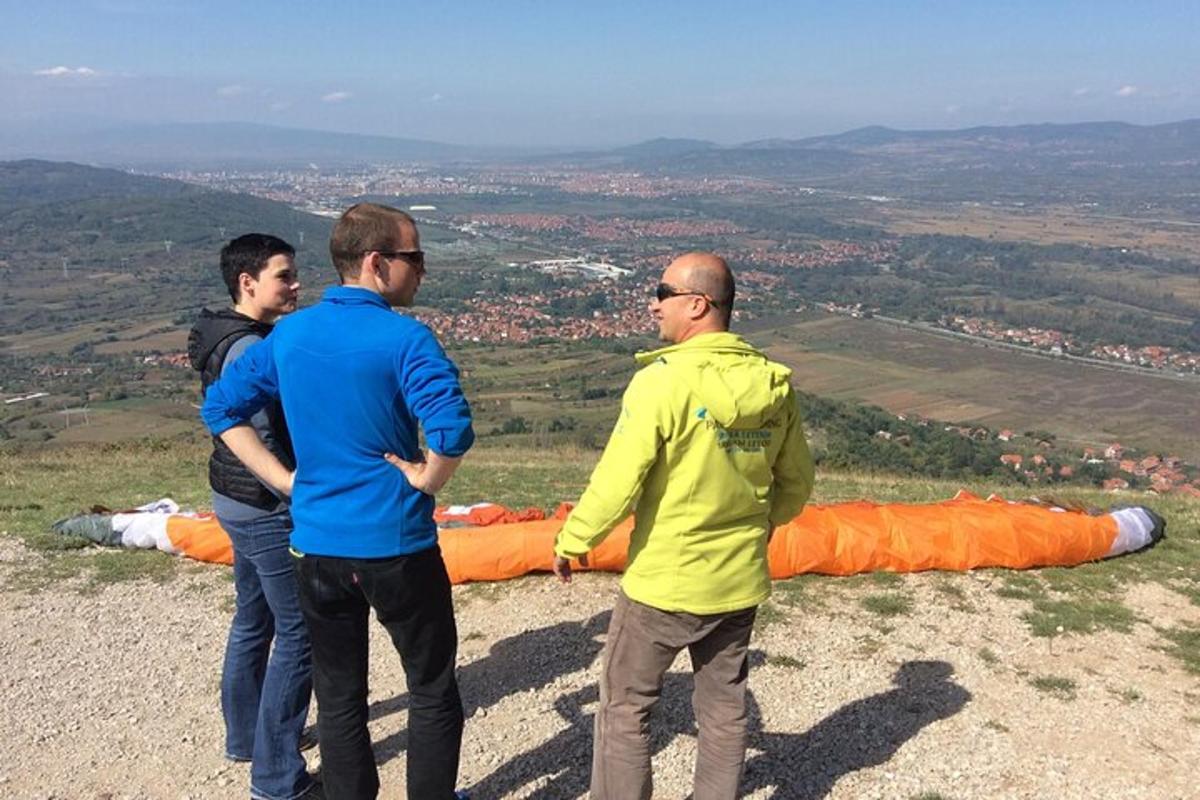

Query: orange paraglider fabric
436,492,1121,583
144,492,1128,581
166,514,234,565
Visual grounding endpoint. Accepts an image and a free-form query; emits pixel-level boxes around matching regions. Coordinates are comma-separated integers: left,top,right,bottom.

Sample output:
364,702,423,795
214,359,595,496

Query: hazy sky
1,0,1196,146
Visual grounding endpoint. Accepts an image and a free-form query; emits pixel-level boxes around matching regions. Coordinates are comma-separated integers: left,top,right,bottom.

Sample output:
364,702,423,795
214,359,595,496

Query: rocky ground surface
1,534,1197,800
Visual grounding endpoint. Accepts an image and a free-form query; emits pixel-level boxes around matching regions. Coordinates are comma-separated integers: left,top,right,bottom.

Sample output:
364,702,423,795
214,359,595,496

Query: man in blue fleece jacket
202,203,474,800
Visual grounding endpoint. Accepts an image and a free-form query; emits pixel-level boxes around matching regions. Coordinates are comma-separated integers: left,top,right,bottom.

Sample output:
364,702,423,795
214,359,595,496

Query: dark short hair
329,203,415,281
220,233,295,302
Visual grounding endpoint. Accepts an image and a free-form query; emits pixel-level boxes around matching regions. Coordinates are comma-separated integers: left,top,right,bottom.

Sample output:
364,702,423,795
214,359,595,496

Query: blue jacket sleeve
200,337,281,436
398,324,474,457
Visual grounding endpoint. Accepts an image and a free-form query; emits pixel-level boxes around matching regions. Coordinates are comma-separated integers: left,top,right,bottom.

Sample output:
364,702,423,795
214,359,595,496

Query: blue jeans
221,508,314,800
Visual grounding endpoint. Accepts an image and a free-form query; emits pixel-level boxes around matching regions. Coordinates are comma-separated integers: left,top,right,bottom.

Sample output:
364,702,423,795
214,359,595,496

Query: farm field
863,201,1200,260
758,315,1200,461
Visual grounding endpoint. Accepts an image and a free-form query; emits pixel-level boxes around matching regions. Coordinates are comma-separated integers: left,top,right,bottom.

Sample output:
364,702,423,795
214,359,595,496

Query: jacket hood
187,308,271,372
634,331,794,428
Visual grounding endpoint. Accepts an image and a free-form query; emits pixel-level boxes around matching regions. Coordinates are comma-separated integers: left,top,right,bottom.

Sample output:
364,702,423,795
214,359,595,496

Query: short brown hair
329,203,415,281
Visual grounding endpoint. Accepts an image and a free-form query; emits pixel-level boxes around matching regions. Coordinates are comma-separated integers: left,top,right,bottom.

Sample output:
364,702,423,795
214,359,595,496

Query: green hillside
0,160,334,340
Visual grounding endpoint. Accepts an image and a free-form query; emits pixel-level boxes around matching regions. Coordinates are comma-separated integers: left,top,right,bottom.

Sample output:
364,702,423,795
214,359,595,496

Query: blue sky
1,0,1196,146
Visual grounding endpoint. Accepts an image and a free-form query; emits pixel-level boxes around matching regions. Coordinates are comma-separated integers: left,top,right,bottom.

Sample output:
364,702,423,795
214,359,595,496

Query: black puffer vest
187,308,295,509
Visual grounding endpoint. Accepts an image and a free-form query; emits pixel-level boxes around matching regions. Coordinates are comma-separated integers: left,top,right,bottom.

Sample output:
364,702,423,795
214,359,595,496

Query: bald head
663,252,735,327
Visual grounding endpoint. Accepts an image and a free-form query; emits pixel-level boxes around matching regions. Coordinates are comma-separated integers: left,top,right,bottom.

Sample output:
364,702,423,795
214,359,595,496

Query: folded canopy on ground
52,492,1165,581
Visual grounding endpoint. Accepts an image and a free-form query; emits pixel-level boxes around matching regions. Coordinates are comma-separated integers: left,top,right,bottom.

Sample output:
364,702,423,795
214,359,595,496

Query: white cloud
34,66,98,77
428,92,444,103
1072,87,1091,97
216,84,248,97
944,104,960,115
321,91,351,103
269,100,293,112
1115,85,1139,97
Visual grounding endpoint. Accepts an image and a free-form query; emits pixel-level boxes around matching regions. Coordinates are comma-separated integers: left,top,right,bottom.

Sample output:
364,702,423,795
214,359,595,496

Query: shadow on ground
469,657,971,799
369,611,610,764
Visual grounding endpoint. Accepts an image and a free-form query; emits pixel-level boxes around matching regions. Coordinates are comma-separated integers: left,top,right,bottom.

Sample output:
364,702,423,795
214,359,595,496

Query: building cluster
415,283,653,344
737,239,896,270
941,316,1200,374
942,316,1077,354
1088,343,1200,373
460,214,743,241
992,435,1200,495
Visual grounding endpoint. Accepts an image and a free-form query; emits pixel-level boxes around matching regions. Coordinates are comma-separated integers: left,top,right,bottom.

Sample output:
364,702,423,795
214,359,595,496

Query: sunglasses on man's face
376,250,426,274
654,282,722,307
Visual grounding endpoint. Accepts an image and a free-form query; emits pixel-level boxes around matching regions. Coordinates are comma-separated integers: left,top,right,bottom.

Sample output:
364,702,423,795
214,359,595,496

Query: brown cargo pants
590,591,757,800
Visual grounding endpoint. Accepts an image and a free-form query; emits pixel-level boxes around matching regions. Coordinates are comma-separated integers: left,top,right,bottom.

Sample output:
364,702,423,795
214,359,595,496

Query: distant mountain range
0,121,506,168
2,117,1197,171
742,119,1200,161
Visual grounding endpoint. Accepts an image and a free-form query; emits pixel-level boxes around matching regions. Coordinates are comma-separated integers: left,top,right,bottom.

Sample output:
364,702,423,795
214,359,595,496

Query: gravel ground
1,535,1197,800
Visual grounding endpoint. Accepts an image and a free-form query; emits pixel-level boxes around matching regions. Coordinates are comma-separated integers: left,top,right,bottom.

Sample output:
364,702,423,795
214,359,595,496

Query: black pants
295,546,463,800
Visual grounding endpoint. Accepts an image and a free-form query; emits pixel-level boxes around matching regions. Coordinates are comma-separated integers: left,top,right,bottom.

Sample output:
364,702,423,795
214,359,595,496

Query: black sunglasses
655,282,722,308
375,249,426,273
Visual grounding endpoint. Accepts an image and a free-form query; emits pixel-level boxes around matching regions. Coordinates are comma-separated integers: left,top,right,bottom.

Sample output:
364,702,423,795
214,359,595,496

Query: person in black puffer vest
187,233,318,800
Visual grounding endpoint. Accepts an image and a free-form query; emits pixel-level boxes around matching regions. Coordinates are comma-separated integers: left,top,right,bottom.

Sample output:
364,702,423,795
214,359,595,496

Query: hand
384,449,462,496
384,451,435,494
553,552,589,584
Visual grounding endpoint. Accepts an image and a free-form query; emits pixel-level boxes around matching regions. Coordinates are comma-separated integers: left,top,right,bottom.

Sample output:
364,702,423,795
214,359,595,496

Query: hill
752,119,1200,161
0,160,334,343
602,119,1200,212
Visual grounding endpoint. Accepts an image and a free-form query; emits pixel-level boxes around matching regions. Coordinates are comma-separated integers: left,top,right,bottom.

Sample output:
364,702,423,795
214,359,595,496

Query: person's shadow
369,610,610,764
741,660,971,799
470,657,970,799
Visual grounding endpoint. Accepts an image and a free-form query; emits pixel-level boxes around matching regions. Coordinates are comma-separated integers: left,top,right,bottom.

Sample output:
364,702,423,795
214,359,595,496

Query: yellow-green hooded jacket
555,331,814,614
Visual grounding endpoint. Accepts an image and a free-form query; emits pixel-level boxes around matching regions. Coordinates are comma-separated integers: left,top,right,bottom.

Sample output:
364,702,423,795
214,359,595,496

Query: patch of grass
755,601,787,631
911,793,953,800
1022,597,1137,637
932,577,967,601
983,719,1010,733
994,572,1047,601
85,549,178,589
869,571,903,587
1171,581,1200,607
767,654,805,670
977,646,1000,666
1040,565,1121,596
462,630,485,642
442,444,596,510
1158,625,1200,675
1111,686,1143,704
772,574,827,611
855,634,883,657
860,592,914,617
1029,674,1078,700
932,575,974,612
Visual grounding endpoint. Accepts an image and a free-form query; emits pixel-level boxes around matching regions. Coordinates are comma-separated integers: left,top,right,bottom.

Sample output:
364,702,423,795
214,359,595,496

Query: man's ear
358,252,383,289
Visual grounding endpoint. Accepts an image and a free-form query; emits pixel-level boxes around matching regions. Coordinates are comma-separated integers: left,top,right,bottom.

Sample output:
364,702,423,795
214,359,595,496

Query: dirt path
1,536,1196,799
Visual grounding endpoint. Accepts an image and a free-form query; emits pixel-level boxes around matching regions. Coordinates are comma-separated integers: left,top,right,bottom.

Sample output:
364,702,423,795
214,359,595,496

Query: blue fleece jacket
201,286,474,557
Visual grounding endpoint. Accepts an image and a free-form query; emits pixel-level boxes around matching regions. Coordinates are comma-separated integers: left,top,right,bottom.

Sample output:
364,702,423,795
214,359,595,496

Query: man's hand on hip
384,449,462,495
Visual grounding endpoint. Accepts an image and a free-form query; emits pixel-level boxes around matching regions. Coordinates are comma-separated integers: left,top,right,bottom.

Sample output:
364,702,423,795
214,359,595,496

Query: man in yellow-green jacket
553,252,814,800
